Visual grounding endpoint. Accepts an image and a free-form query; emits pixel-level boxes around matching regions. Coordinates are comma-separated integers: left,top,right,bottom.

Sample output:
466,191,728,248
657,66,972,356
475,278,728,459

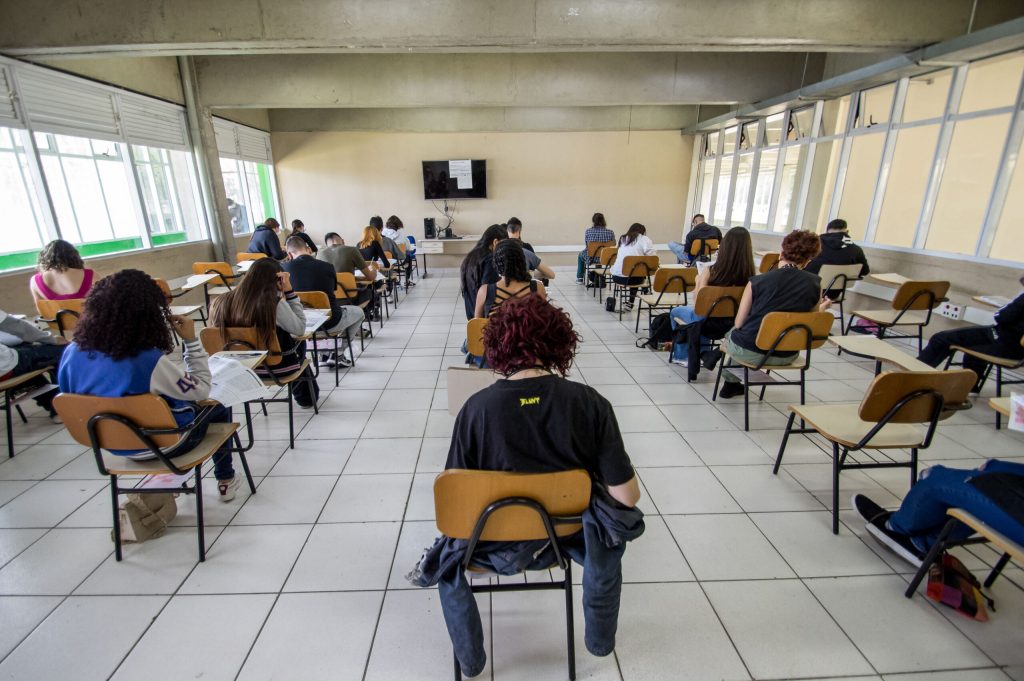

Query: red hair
781,229,821,266
483,296,580,377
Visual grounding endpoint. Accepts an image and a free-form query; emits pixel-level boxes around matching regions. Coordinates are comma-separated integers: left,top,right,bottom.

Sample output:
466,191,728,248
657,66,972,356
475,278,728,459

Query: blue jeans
888,460,1024,551
576,250,589,280
11,343,65,413
438,520,625,676
669,306,706,361
667,241,692,265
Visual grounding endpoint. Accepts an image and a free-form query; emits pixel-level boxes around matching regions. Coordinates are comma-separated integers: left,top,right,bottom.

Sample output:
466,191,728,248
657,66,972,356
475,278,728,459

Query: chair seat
100,423,239,475
0,367,52,392
638,293,688,307
260,359,312,386
789,403,926,449
950,345,1024,368
726,352,807,371
850,309,927,327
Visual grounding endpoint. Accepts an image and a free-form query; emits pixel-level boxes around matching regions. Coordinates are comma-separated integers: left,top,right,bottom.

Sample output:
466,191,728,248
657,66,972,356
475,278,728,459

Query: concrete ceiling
3,0,1023,132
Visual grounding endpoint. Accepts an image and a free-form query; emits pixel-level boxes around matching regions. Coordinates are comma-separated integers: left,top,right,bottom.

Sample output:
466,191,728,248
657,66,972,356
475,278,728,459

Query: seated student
247,218,286,260
459,224,509,321
669,227,756,375
0,309,66,420
274,217,291,242
918,278,1024,391
282,236,362,368
209,258,319,408
704,230,831,398
805,218,870,296
609,223,656,312
474,239,547,318
317,232,375,306
410,295,642,677
576,213,616,284
289,219,318,254
854,460,1024,566
56,270,240,500
506,217,556,282
357,226,392,269
668,214,723,264
30,239,95,303
381,215,416,286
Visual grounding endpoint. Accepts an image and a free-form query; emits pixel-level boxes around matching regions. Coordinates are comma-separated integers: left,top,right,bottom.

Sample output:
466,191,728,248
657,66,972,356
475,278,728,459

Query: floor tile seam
0,592,67,668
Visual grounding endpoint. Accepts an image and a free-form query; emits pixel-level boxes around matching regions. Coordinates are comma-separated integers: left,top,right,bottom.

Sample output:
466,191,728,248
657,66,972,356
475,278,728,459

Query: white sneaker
217,477,239,502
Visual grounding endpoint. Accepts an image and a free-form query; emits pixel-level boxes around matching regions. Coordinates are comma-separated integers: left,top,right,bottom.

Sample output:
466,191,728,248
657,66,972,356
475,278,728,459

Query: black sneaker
718,381,745,399
855,495,925,568
702,350,723,372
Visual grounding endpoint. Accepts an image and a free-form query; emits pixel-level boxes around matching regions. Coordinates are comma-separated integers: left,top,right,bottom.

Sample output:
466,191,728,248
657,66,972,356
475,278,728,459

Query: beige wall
271,130,693,254
27,56,184,103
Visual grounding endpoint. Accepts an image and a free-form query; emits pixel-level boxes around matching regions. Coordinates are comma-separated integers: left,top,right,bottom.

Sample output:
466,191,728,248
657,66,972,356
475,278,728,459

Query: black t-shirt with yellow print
446,375,635,487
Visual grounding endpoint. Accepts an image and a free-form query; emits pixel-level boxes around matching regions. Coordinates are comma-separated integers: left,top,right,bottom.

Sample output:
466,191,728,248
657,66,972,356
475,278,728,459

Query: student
668,214,722,264
56,270,240,500
369,215,402,264
506,217,556,282
282,236,362,367
209,258,318,408
459,224,508,320
414,295,641,677
289,219,318,254
247,218,286,260
576,213,616,284
357,226,391,269
853,460,1024,566
0,309,66,420
918,279,1024,391
805,218,869,277
317,232,374,306
704,230,831,398
30,239,94,302
226,198,249,233
669,227,756,374
382,215,415,285
609,223,656,311
474,239,547,318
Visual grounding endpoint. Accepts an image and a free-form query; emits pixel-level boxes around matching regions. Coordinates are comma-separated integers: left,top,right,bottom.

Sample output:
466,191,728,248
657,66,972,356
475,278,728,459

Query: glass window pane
960,52,1024,114
876,125,940,248
221,157,252,234
927,114,1012,254
729,154,754,226
821,96,852,136
41,155,80,243
773,144,808,232
789,107,816,140
33,132,50,150
992,137,1024,263
705,131,719,157
0,128,11,149
699,163,714,217
91,139,119,158
856,83,895,128
804,139,842,232
96,159,138,239
904,70,952,122
62,157,112,242
836,133,885,240
55,134,92,156
750,149,778,230
713,156,733,224
0,129,48,257
722,127,738,155
765,113,785,146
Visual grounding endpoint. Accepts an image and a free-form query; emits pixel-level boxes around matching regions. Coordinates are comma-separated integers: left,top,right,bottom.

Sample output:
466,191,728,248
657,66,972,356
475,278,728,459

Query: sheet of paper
208,355,272,407
302,310,330,336
449,159,473,189
1010,393,1024,432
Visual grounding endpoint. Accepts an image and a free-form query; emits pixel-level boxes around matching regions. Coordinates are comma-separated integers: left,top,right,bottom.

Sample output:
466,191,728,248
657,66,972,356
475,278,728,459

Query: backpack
637,313,672,350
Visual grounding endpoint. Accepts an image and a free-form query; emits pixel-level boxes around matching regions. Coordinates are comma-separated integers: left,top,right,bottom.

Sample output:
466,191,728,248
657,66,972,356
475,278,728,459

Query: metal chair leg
195,465,206,561
565,560,577,681
111,475,123,561
743,368,750,431
995,366,1003,430
985,553,1012,588
832,443,841,534
906,518,957,597
774,412,796,474
4,390,13,459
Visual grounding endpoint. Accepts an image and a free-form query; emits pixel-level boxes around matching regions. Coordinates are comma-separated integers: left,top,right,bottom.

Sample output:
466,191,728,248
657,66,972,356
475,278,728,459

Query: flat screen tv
422,160,487,200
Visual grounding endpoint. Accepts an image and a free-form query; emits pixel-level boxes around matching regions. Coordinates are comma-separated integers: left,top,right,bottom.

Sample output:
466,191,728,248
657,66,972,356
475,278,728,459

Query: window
750,149,778,230
773,144,808,232
729,153,754,226
132,145,206,246
904,70,952,122
788,107,816,140
991,136,1024,262
721,127,738,155
821,96,852,136
836,134,885,239
220,157,280,235
959,52,1024,114
0,126,52,268
713,156,733,224
875,125,940,247
704,131,719,157
765,113,785,146
854,84,895,129
698,163,714,217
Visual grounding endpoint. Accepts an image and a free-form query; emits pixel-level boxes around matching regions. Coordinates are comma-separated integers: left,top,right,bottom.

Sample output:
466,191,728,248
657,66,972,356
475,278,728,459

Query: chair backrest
383,251,394,261
54,393,181,451
466,318,488,357
599,246,618,267
694,285,746,318
153,278,174,304
754,311,835,353
758,252,780,274
434,469,591,541
588,240,615,258
35,298,85,337
237,252,267,262
817,264,864,298
192,261,234,286
336,272,360,302
652,267,697,294
296,290,330,310
690,238,720,257
621,255,660,279
892,280,949,311
200,326,284,367
398,242,407,256
858,369,975,423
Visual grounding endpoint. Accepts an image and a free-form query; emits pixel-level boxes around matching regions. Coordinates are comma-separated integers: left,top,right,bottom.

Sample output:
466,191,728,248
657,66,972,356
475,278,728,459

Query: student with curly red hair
434,296,641,676
704,229,832,398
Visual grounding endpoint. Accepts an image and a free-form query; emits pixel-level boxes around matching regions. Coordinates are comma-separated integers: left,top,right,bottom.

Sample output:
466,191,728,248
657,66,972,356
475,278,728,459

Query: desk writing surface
169,304,204,318
866,272,910,287
989,396,1012,417
297,309,330,339
211,350,268,371
236,260,256,273
179,273,218,291
827,335,933,371
973,295,1011,309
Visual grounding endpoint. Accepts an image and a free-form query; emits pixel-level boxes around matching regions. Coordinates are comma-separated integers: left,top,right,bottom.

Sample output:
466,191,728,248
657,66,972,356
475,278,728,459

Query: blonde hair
358,226,383,249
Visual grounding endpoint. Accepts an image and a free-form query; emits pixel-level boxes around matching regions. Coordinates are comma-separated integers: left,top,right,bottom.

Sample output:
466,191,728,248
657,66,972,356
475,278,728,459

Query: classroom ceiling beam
1,0,1020,57
195,52,825,108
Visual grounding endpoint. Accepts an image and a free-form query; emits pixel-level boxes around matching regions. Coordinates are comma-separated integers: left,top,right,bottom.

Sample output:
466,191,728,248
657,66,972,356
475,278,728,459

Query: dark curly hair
37,239,84,273
386,215,403,230
484,296,581,377
74,269,173,360
781,229,822,266
492,239,529,285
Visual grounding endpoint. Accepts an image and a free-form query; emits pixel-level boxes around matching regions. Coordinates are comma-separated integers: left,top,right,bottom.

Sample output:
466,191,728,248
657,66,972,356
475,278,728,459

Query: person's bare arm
536,261,556,280
693,267,710,296
608,474,641,507
732,282,754,329
474,285,488,319
535,282,548,301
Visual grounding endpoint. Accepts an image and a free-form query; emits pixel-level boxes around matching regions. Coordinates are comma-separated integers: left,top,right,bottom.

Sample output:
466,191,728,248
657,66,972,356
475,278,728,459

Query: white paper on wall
449,159,473,189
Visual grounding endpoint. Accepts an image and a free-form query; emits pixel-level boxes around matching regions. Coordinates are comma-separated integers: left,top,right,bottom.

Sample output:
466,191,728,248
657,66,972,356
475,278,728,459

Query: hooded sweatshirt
805,231,870,277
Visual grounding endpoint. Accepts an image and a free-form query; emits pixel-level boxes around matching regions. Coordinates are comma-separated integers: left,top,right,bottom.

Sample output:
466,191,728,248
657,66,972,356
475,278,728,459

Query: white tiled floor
0,268,1021,680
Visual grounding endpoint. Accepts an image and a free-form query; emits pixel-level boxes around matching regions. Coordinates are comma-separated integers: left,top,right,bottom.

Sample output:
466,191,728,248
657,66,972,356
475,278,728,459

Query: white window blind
213,118,239,157
119,92,190,151
214,117,273,164
0,65,22,128
18,67,121,141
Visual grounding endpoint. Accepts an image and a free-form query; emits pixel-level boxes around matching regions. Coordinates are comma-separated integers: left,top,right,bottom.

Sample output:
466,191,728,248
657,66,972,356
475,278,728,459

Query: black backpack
636,313,672,349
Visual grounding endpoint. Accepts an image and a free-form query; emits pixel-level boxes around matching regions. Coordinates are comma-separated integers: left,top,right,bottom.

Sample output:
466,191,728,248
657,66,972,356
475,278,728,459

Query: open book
208,355,273,407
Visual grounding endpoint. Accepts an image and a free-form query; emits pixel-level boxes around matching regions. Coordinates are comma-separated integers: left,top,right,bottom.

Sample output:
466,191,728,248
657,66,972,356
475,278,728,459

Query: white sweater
610,235,656,277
